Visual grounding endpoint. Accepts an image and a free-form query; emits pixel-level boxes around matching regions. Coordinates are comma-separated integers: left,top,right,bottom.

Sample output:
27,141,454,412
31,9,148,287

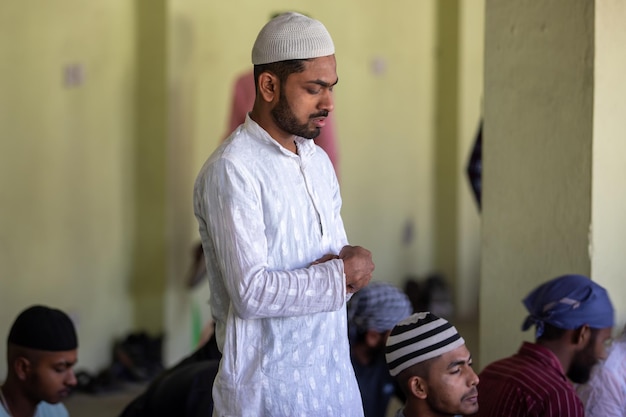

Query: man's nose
66,370,77,387
469,368,479,386
320,90,334,113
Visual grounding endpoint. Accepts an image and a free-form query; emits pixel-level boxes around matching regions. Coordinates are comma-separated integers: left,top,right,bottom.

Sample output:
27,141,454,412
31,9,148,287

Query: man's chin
456,403,479,416
303,128,321,140
459,390,479,414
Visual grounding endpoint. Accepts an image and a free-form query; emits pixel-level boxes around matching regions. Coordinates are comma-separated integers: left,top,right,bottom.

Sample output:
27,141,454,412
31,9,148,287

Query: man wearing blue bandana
475,274,614,417
347,282,413,417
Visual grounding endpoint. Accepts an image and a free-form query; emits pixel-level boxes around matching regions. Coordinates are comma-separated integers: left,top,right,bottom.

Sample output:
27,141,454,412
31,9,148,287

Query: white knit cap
251,12,335,65
385,312,465,377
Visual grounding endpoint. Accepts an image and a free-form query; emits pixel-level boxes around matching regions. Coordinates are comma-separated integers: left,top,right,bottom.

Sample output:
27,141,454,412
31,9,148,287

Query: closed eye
448,358,473,374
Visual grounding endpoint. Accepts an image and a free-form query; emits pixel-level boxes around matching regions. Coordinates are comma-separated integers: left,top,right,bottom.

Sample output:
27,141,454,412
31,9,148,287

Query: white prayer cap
251,12,335,65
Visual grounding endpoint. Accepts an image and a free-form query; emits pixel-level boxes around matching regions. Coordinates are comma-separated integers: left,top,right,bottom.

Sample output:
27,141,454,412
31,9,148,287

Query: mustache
461,387,478,401
310,111,329,119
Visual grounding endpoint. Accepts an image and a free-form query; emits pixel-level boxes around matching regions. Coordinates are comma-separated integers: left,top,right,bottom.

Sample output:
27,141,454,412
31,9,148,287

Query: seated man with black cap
475,274,614,417
385,312,479,417
0,305,78,417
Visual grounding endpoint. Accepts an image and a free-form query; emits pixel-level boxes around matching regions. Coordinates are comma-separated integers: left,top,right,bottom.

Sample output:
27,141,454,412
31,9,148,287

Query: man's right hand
339,245,374,293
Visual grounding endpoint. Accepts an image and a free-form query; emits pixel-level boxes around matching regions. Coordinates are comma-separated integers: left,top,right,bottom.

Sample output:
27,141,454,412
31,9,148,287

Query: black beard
425,395,464,417
567,361,593,384
271,91,324,139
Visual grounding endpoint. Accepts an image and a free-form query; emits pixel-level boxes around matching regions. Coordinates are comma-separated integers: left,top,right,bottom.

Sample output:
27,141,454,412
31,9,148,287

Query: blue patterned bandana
348,282,413,340
521,274,614,338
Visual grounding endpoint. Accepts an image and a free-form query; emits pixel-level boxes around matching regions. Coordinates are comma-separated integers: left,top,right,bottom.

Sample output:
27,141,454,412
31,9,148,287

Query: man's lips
59,388,72,398
311,117,326,127
462,389,478,403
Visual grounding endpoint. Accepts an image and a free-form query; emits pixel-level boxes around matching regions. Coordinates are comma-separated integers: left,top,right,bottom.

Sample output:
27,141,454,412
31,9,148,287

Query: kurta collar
243,115,317,160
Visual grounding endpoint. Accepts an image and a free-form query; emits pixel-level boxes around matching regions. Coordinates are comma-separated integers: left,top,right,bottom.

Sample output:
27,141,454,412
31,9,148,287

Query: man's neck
1,382,38,417
249,110,297,153
534,339,572,376
404,400,458,417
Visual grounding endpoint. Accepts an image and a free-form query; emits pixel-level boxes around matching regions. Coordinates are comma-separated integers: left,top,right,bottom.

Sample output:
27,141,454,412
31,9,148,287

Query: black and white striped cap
385,312,465,376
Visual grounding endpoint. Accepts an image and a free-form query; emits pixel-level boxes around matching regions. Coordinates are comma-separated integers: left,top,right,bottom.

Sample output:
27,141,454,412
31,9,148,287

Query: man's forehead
441,345,471,364
303,55,336,68
296,56,338,82
40,349,78,365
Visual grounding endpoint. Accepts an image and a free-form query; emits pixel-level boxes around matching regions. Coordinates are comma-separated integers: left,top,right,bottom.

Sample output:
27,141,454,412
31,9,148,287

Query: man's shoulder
480,351,577,405
196,132,259,176
0,402,68,417
479,354,519,374
392,407,405,417
218,127,277,164
36,402,69,417
479,351,548,387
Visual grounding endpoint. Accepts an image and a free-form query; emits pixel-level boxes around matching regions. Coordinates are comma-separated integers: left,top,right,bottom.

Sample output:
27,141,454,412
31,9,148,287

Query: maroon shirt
475,342,584,417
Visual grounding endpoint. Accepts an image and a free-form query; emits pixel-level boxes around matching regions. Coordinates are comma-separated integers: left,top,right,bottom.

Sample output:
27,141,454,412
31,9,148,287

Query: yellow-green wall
455,2,484,320
0,1,136,374
167,0,441,283
592,0,626,329
4,0,624,394
165,0,485,364
432,0,483,321
164,0,445,364
1,0,485,373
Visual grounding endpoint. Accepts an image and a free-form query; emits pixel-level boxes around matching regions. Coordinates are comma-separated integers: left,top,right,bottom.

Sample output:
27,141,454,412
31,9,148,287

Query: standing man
475,274,614,417
194,12,375,417
1,305,78,417
385,312,479,417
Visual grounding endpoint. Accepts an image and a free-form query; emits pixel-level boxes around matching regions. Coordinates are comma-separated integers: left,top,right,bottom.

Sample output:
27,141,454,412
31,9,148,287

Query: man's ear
257,72,279,103
408,375,428,400
573,324,591,349
365,330,384,348
14,356,31,381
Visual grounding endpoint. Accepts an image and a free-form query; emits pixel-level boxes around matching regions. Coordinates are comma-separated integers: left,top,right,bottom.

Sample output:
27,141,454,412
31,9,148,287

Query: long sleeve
195,156,346,320
193,116,363,417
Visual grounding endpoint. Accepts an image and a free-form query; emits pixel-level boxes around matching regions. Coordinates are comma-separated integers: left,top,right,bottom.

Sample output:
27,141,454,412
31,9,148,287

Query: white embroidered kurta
577,333,626,417
193,116,364,417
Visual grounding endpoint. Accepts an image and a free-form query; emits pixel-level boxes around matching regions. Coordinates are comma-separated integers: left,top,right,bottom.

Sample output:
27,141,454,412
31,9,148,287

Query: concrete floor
64,382,146,417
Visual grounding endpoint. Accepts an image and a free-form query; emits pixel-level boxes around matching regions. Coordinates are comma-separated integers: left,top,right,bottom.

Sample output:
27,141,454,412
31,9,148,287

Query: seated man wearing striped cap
385,312,479,417
475,274,614,417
